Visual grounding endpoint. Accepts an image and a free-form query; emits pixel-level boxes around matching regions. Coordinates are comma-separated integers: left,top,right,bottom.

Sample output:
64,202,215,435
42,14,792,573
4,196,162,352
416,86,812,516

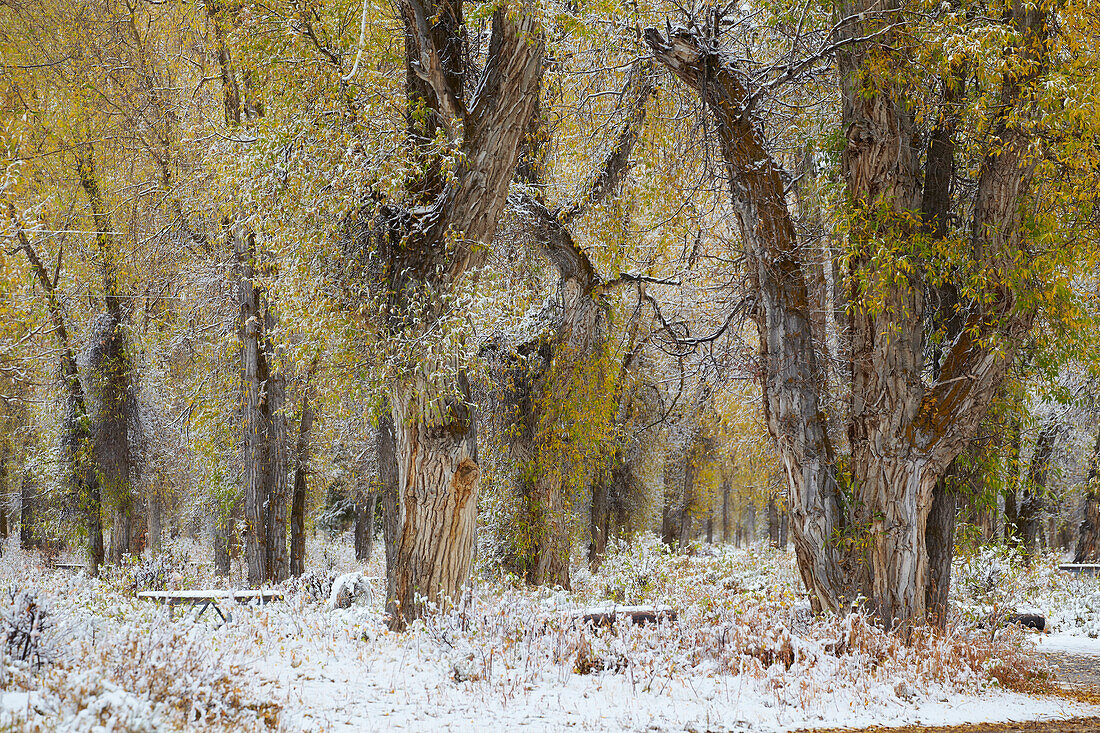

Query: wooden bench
137,589,283,622
52,562,88,572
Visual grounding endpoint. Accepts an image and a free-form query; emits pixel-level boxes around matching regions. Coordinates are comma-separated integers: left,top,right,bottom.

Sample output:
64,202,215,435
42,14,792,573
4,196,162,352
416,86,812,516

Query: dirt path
1040,651,1100,692
801,651,1100,733
802,720,1100,733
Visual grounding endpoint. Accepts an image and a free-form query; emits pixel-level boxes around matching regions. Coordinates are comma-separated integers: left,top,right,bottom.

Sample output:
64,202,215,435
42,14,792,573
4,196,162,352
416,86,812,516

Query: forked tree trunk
647,7,1046,626
375,0,541,628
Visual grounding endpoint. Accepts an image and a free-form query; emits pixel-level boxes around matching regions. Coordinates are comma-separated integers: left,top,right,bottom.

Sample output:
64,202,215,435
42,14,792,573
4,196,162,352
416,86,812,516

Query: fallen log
1007,613,1046,632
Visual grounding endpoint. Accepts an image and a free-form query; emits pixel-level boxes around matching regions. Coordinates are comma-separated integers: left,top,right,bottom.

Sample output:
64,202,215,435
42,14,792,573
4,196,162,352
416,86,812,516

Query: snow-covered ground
2,536,1098,732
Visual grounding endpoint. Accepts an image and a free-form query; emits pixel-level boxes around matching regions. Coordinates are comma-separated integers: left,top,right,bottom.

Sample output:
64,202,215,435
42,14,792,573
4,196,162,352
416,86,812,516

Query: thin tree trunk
214,498,238,576
1075,430,1100,562
290,375,316,577
767,496,780,548
721,478,731,543
264,333,289,582
588,470,610,571
378,410,400,616
19,471,34,551
925,474,957,628
237,224,269,588
148,493,163,555
0,455,8,541
678,458,695,548
355,491,377,562
10,213,102,573
1022,417,1059,559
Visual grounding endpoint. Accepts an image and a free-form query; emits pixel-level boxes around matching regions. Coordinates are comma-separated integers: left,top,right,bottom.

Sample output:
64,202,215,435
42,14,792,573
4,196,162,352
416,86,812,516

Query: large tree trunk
1075,430,1100,562
388,379,480,623
290,375,316,577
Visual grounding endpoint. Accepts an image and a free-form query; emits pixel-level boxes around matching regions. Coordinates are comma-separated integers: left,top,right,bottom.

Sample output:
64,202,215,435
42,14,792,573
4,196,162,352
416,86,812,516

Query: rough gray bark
238,225,269,587
263,328,289,582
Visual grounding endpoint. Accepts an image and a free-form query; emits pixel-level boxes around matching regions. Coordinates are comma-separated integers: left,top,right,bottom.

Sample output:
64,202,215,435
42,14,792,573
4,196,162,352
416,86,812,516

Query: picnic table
52,562,88,572
1059,563,1100,576
137,589,283,622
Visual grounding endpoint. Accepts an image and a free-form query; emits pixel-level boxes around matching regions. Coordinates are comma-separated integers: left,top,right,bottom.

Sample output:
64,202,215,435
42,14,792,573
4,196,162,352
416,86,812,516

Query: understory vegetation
2,535,1094,731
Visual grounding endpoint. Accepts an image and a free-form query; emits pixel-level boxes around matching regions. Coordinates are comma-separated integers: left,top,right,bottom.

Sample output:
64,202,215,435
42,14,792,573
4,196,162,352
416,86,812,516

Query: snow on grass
952,544,1100,639
2,534,1098,731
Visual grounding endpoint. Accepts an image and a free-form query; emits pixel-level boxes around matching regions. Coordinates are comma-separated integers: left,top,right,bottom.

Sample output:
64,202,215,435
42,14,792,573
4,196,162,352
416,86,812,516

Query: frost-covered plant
283,567,337,603
3,588,51,670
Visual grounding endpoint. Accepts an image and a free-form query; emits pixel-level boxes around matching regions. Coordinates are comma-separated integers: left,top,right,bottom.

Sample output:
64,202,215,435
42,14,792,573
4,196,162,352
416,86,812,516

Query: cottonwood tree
354,0,543,626
645,0,1100,627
